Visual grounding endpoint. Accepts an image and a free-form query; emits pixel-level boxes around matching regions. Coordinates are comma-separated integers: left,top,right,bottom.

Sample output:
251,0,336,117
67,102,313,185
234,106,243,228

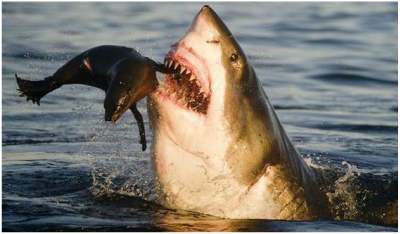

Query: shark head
153,5,251,115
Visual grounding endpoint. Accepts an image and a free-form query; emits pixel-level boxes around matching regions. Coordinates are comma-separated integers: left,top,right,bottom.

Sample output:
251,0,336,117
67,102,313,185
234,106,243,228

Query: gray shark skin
148,5,329,220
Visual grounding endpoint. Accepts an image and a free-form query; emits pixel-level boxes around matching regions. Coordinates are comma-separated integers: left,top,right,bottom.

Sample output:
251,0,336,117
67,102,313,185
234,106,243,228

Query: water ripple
308,73,397,86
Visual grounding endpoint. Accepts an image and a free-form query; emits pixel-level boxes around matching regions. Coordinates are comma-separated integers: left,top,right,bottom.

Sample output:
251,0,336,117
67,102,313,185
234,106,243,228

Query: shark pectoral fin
130,104,147,151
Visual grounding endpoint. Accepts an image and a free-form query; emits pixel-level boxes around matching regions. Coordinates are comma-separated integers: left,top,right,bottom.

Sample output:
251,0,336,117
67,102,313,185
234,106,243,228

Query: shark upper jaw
154,42,212,116
152,5,230,121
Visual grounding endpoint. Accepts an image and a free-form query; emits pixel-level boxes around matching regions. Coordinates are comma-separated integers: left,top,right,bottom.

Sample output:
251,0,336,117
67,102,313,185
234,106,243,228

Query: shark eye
230,53,238,62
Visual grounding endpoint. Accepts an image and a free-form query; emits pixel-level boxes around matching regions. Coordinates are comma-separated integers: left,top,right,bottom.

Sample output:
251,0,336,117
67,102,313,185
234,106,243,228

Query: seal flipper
15,67,103,105
130,104,147,151
15,73,60,105
15,52,108,105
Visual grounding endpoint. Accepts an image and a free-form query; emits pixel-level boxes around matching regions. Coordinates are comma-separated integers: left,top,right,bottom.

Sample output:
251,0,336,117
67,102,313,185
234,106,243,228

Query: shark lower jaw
154,44,212,115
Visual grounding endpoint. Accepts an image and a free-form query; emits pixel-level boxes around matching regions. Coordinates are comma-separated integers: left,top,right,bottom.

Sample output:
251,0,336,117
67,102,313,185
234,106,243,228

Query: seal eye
230,53,238,62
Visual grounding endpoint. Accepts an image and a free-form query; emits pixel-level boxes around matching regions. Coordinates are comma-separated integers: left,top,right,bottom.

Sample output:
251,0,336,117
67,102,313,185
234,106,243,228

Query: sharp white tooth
180,67,186,74
167,60,172,68
174,63,179,70
185,69,191,75
190,75,195,81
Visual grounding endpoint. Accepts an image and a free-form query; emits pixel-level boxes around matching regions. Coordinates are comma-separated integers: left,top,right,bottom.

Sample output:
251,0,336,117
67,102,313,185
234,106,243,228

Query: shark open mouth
156,52,211,114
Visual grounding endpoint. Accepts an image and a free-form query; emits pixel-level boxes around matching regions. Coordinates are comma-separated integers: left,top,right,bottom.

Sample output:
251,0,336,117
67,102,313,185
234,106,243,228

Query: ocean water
2,2,398,231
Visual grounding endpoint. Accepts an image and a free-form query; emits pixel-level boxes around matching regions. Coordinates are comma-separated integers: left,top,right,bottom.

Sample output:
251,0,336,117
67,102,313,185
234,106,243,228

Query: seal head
104,56,158,122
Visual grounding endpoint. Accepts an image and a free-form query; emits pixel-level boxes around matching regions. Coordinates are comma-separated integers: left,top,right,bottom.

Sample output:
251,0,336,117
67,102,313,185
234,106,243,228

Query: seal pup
16,45,162,150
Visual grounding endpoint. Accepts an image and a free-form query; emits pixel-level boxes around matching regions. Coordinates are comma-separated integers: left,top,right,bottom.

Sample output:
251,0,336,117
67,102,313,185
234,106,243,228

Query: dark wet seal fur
16,45,166,151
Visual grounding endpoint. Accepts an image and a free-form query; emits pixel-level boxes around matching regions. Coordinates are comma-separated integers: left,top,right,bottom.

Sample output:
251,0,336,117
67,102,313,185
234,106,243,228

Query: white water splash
76,115,160,203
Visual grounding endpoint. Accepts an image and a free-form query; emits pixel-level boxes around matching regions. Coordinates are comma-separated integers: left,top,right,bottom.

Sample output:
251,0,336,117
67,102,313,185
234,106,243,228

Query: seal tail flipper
15,73,59,106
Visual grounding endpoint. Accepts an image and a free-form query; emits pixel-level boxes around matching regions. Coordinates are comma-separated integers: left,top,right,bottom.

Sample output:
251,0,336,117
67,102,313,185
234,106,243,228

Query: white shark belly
152,130,314,220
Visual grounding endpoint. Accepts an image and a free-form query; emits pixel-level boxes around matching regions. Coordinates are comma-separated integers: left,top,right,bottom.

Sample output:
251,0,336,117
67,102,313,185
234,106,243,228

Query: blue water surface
2,2,398,231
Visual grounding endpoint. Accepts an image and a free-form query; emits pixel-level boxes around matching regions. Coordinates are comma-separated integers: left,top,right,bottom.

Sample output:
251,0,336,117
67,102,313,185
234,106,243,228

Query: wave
304,158,398,226
270,22,355,34
2,137,88,146
304,38,366,48
3,41,78,63
273,104,328,111
2,111,92,122
309,73,397,86
312,123,397,133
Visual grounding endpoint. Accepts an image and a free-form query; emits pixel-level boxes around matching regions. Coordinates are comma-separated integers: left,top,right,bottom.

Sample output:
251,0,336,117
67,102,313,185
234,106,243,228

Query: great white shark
148,5,329,220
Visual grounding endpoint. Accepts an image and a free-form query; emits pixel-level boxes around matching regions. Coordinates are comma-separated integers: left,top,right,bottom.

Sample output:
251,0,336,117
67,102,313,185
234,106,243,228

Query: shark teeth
163,57,210,114
180,67,187,75
174,63,180,70
164,58,188,75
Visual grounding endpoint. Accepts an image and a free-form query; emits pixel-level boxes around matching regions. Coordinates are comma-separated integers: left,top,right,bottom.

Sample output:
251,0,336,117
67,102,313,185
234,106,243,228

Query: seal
147,5,330,220
16,45,162,150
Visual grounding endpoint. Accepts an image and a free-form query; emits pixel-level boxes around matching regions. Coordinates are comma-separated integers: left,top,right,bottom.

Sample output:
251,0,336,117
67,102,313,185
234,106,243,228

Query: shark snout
192,5,232,38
